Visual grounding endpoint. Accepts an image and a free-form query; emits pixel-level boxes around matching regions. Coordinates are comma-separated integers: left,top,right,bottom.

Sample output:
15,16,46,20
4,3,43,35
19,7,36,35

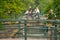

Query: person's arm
25,10,28,14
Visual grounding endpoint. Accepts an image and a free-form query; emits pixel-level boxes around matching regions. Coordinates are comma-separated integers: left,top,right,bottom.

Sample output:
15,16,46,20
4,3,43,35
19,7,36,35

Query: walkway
0,38,47,40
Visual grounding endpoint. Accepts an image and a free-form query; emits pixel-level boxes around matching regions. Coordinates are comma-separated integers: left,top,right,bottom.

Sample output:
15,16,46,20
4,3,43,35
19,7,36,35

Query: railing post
50,27,54,40
38,13,40,19
43,20,47,38
24,20,27,40
18,21,21,37
54,21,57,40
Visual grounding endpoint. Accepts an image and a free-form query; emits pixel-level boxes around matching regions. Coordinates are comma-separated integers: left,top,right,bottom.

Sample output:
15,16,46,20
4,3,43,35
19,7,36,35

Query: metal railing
0,19,60,40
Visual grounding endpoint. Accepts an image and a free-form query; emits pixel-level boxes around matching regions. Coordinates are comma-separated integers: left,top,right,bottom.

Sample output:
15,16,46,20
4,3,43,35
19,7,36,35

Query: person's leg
27,13,30,18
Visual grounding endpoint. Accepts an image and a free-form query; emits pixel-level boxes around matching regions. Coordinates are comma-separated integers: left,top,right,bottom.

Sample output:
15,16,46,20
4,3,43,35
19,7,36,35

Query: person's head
34,7,39,11
50,9,53,12
29,6,32,8
36,7,39,10
28,6,32,11
49,9,53,14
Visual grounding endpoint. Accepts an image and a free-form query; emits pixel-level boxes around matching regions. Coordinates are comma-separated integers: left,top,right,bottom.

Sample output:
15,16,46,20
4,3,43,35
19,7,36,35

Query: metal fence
0,19,60,40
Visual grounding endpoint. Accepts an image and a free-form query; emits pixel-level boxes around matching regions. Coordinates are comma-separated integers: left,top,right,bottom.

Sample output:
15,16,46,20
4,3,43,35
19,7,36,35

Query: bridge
0,14,60,40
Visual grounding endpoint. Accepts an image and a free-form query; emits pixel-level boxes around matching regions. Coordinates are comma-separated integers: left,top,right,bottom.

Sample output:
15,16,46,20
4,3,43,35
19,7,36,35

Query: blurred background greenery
0,0,60,19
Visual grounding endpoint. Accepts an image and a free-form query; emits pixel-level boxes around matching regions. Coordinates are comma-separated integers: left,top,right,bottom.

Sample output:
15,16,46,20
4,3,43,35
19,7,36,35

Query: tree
0,0,35,19
53,0,60,19
0,0,60,19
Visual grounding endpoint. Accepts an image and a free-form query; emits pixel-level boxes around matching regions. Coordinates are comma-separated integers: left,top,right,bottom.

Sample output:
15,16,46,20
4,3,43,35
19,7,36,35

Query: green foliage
53,0,60,19
0,22,5,30
0,0,25,19
40,0,53,13
0,0,60,19
0,0,35,19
